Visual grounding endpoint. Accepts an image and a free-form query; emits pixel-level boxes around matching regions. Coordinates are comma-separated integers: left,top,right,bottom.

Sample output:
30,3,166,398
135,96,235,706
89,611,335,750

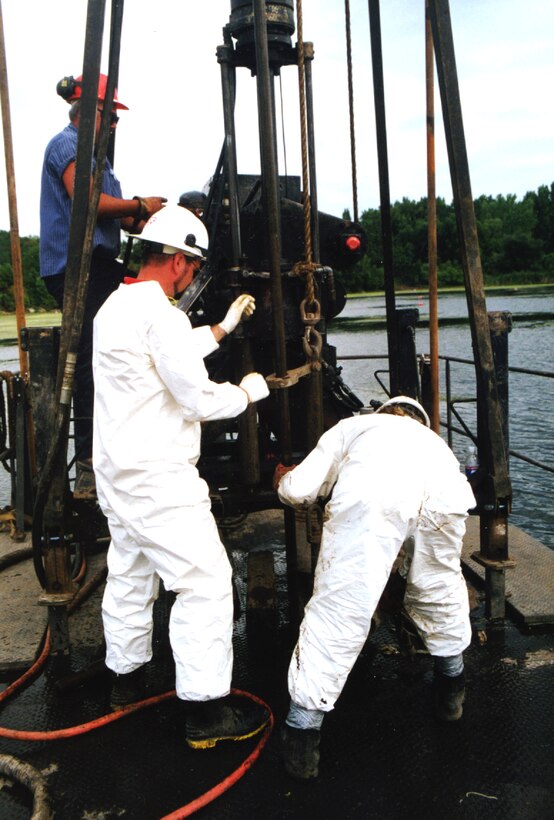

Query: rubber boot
281,724,321,780
184,695,269,749
433,670,466,721
110,667,147,711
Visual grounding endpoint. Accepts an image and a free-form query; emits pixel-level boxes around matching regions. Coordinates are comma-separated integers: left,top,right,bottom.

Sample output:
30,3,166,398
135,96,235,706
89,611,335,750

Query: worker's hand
219,294,256,335
141,197,167,219
239,372,269,403
272,463,296,491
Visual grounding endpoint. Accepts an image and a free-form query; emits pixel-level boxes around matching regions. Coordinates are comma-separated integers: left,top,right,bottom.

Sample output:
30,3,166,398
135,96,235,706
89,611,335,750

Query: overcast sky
0,0,553,238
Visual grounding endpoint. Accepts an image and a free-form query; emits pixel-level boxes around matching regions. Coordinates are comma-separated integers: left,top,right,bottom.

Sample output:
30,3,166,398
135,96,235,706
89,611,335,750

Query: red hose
161,689,274,820
0,639,274,815
0,560,275,816
0,631,50,705
0,687,176,740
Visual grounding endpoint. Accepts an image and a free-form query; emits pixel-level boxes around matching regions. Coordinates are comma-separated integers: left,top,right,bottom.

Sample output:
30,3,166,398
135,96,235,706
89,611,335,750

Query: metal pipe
446,358,452,448
236,338,260,486
488,311,512,458
13,375,25,535
33,0,125,621
344,0,358,223
0,1,27,379
252,0,292,461
304,47,320,263
429,0,511,506
35,0,107,541
301,42,323,445
0,2,38,483
425,0,440,433
396,308,420,399
218,35,243,267
367,0,399,396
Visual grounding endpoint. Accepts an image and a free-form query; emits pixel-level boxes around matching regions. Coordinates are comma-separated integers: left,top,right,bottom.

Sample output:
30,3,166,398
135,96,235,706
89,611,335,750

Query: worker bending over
274,397,476,779
93,205,269,747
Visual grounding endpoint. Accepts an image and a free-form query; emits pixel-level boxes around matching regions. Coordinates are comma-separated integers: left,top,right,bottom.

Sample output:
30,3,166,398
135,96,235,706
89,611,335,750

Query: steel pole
368,0,399,396
426,0,440,432
429,0,511,504
0,1,27,378
252,0,291,458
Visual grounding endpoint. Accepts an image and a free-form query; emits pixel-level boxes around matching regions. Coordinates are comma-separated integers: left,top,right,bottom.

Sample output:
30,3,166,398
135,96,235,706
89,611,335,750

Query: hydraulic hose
0,556,274,817
0,545,32,572
31,0,124,587
160,690,274,820
0,680,273,815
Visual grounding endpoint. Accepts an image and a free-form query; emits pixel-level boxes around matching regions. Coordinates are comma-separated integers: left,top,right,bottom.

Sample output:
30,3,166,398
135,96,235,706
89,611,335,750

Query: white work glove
239,372,270,404
219,294,256,335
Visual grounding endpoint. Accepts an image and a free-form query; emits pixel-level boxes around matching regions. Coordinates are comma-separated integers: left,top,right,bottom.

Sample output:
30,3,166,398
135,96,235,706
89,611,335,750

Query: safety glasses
97,107,120,125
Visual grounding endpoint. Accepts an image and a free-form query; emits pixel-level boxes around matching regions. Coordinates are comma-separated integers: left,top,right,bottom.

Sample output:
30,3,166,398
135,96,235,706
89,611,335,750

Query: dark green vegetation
0,232,56,311
339,183,554,292
1,184,553,310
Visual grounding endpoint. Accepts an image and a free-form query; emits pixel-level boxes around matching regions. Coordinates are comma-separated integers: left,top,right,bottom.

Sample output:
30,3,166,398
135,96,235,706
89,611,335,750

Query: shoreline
1,283,553,344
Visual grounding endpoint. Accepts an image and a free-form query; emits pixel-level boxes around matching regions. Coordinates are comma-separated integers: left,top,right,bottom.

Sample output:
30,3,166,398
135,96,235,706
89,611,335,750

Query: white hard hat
375,395,431,428
130,204,208,259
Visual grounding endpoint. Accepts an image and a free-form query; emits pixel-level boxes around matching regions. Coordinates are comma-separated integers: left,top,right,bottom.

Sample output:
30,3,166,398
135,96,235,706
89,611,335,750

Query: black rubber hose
0,545,32,572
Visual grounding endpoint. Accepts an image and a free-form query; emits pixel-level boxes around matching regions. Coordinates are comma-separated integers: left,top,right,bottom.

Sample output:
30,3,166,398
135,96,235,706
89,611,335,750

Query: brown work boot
184,695,269,749
433,670,466,721
281,724,321,779
74,459,97,502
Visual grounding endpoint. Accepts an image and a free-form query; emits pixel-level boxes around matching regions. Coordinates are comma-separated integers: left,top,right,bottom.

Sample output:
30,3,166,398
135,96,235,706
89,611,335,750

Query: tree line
0,183,553,311
339,183,554,292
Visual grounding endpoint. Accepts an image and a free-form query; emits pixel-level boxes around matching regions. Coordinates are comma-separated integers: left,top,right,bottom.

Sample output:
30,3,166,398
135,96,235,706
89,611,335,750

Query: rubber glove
272,462,296,491
239,372,269,403
219,294,256,334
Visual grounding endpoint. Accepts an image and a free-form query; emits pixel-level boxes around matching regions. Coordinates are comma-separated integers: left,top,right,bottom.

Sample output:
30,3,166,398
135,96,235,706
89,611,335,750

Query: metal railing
337,352,554,476
441,354,554,474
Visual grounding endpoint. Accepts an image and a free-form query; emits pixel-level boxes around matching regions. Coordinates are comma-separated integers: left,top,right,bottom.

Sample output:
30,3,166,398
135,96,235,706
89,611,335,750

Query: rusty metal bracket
265,362,318,389
471,552,517,571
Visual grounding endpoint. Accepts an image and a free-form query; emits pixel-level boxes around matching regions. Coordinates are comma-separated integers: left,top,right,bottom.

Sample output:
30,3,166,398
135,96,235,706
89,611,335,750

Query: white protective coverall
92,280,248,701
277,413,476,713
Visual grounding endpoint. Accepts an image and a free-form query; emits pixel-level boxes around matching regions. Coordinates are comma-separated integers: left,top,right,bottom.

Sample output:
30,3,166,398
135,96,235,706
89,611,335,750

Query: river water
328,288,554,550
1,288,553,548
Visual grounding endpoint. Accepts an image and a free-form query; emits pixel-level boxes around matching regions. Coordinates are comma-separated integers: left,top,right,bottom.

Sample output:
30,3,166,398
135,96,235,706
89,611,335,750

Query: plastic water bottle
464,443,479,478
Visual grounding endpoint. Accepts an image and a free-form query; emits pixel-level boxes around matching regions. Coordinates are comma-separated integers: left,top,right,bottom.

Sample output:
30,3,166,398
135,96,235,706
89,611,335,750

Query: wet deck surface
1,513,553,819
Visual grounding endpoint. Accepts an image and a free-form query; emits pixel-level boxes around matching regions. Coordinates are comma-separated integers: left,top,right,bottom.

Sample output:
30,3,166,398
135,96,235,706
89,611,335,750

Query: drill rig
27,0,369,645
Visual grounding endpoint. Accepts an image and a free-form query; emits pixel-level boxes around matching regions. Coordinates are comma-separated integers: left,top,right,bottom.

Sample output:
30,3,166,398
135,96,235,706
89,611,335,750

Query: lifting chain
295,2,324,372
292,261,322,373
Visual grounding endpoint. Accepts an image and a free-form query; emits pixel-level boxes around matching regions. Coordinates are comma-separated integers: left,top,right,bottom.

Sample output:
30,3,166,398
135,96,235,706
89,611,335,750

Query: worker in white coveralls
274,396,476,779
92,204,270,748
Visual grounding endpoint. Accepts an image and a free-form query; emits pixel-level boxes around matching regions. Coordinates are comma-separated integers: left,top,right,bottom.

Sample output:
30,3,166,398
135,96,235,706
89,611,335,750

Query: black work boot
110,667,147,711
185,695,269,750
433,670,466,721
281,724,321,780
